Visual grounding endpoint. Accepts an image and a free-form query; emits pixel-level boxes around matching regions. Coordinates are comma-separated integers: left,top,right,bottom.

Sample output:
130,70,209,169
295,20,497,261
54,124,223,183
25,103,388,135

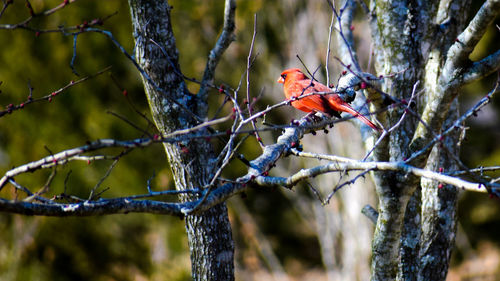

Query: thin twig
246,14,264,148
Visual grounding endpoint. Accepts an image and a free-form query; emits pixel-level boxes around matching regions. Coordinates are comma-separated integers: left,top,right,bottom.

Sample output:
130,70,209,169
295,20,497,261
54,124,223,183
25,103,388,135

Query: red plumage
277,68,380,131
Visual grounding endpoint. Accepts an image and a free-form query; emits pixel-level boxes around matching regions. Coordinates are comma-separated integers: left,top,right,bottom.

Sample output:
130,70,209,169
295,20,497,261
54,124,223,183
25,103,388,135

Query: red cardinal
277,68,380,131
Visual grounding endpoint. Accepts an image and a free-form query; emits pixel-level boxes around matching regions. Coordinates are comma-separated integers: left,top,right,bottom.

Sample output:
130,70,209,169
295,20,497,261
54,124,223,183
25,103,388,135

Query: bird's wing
286,80,339,117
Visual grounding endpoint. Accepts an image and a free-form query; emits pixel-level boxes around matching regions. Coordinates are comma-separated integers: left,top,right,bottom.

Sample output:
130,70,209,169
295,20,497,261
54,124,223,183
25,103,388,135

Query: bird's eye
281,74,287,80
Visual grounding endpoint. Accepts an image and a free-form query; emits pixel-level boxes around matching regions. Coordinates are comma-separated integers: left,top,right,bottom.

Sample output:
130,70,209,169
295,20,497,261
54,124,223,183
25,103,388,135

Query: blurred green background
0,1,498,280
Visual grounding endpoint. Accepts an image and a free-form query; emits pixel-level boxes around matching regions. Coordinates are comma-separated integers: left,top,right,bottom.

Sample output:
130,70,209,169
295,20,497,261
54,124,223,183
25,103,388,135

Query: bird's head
277,68,307,84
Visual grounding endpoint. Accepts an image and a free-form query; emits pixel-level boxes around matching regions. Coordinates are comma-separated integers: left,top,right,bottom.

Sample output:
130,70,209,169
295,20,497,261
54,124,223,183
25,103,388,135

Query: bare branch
0,197,184,217
461,49,500,85
334,0,361,71
0,0,80,30
0,115,233,190
407,76,499,164
84,27,203,122
2,96,499,218
0,139,152,189
198,0,236,101
9,179,53,204
326,5,336,86
0,67,111,118
362,204,378,224
443,0,500,90
88,159,119,200
246,14,264,148
181,116,323,214
256,155,498,194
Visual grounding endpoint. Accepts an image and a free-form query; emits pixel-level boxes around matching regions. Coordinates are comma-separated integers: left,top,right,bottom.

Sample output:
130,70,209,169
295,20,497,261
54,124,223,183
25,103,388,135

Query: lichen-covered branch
413,0,500,153
419,99,460,280
442,0,500,87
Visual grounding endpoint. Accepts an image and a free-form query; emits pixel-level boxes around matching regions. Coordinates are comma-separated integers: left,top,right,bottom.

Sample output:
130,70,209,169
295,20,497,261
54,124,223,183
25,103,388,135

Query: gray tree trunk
367,0,496,280
128,1,234,280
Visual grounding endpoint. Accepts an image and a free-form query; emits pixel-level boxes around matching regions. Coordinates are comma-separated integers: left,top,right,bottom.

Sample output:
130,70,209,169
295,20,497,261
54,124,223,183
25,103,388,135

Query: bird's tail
339,104,381,131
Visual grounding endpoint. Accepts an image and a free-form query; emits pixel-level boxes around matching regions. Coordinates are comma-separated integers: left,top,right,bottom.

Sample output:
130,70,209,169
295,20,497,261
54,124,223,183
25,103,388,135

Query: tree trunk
369,1,423,279
368,0,474,280
127,1,234,280
418,100,460,280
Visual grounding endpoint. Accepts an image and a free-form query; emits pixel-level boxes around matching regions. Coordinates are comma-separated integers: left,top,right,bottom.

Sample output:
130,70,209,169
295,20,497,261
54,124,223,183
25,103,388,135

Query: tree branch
0,197,183,217
2,104,498,217
0,67,111,118
411,0,500,162
255,156,499,195
0,138,152,190
198,0,236,103
442,0,500,89
461,49,500,85
362,204,379,224
333,0,361,71
0,115,232,190
407,77,499,164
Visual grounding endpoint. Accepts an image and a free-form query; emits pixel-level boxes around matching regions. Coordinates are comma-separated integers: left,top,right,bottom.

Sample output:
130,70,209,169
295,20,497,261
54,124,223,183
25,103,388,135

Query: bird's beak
277,77,285,83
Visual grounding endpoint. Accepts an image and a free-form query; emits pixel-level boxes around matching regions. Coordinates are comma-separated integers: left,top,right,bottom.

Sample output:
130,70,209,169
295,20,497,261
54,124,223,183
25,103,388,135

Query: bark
369,0,423,279
414,0,472,278
367,0,499,280
398,187,421,281
127,1,234,280
418,100,460,281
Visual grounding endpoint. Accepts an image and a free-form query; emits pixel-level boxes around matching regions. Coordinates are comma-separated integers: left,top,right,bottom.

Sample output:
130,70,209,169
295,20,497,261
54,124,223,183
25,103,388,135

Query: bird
277,68,381,131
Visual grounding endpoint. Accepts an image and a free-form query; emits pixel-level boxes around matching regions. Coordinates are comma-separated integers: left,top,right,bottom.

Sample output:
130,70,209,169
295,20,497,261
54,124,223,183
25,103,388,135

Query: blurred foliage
0,1,188,280
0,0,499,280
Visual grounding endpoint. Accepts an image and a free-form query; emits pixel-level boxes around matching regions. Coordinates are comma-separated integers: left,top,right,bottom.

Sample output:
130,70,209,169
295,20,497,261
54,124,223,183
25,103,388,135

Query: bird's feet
304,112,323,123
